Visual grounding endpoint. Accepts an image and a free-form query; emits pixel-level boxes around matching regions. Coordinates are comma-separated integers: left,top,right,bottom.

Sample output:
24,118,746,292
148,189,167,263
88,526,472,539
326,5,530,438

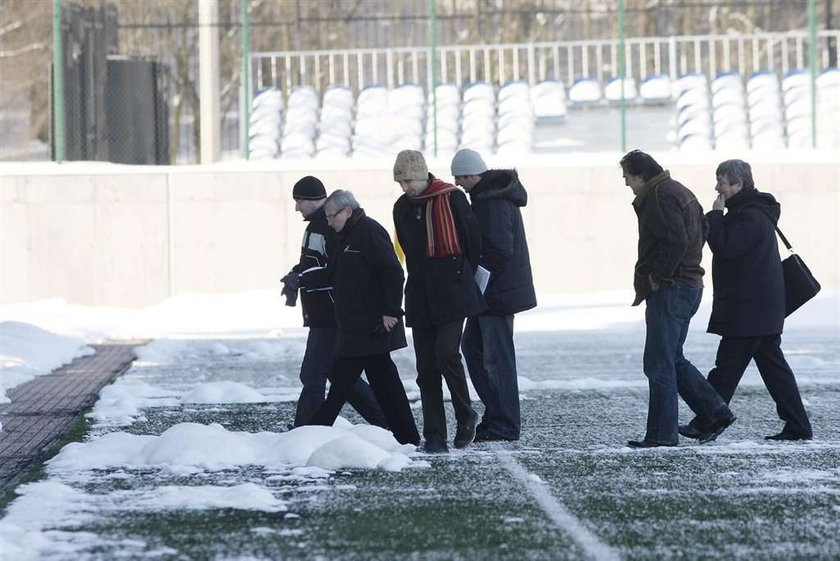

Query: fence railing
251,30,840,95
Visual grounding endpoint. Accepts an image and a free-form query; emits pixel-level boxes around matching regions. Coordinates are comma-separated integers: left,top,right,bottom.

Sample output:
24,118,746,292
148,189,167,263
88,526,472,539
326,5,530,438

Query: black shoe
678,424,702,439
422,437,449,454
473,429,517,443
627,440,677,449
698,415,737,444
765,431,812,441
453,410,479,449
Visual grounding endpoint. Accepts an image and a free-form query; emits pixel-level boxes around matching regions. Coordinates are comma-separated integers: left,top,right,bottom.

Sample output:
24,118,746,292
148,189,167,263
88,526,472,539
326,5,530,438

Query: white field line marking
497,453,621,561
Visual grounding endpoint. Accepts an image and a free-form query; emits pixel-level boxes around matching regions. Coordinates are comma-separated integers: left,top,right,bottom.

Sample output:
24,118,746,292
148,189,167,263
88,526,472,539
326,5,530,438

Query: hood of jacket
726,188,780,224
469,169,527,207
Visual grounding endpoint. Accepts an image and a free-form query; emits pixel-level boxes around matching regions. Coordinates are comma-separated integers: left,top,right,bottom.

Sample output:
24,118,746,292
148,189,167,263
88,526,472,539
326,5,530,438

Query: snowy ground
0,291,838,560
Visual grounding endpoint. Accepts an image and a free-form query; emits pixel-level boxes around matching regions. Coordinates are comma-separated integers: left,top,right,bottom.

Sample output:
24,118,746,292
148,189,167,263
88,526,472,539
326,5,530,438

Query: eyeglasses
325,207,348,221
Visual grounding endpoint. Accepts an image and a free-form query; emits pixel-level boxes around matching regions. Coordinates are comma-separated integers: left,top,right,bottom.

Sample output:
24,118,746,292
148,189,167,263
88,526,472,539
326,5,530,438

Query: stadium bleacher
249,65,840,159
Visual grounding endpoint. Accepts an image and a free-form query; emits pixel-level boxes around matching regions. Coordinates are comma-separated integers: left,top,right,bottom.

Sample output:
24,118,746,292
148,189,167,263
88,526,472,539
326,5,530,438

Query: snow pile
87,380,180,425
88,379,280,426
0,480,285,561
49,422,418,474
0,321,93,404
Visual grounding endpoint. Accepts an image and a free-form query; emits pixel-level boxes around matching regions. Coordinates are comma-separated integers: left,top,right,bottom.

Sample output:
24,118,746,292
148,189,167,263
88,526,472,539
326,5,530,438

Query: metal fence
252,29,840,95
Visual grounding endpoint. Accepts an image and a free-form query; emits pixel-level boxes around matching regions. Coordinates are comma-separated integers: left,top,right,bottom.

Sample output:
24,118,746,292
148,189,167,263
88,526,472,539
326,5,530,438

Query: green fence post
808,0,818,148
618,0,626,153
52,0,65,162
241,0,251,159
429,0,439,158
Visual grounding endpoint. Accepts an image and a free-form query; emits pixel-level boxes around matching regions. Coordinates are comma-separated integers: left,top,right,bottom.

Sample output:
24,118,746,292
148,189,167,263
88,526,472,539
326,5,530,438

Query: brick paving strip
0,342,144,496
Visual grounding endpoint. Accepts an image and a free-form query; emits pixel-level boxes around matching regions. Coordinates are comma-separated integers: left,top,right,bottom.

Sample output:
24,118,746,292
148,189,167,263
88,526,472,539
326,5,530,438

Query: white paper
474,266,490,294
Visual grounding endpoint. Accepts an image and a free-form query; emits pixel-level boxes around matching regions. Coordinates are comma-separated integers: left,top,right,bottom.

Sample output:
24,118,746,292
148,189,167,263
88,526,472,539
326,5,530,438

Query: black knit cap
292,176,326,200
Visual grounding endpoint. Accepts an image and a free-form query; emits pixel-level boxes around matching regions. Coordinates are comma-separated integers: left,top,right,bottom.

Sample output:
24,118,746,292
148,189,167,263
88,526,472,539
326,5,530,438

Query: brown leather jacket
631,171,707,306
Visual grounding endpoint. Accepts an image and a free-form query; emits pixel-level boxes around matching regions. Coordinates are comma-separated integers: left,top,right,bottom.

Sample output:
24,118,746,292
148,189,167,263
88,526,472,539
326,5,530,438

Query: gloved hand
281,273,300,292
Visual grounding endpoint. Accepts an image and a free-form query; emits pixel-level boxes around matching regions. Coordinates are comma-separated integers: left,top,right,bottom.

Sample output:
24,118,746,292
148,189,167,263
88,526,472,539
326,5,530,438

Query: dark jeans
643,285,732,445
412,320,476,442
309,353,420,445
293,327,387,429
462,314,520,440
689,334,812,438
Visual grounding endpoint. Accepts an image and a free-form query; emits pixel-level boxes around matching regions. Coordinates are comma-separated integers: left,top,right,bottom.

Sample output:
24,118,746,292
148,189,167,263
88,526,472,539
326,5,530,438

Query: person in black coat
282,176,387,428
682,159,813,441
450,149,537,442
307,189,420,446
393,149,485,453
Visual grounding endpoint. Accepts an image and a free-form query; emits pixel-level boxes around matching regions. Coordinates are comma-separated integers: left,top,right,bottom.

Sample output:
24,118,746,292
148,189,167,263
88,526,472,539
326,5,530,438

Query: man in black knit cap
282,175,387,429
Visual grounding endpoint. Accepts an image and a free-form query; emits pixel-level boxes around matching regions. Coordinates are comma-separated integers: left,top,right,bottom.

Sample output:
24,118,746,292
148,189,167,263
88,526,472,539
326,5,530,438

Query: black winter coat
329,208,408,357
468,170,537,316
706,188,785,337
292,207,337,328
394,177,487,328
631,171,706,306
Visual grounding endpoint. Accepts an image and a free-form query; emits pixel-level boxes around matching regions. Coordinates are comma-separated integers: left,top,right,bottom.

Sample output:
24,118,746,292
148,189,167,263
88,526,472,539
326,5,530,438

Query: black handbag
775,226,821,317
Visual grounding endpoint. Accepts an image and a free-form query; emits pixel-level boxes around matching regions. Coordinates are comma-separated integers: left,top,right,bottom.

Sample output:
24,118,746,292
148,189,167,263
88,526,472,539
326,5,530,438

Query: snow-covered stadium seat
639,74,672,102
568,77,602,104
460,82,496,152
249,87,283,159
529,80,567,119
496,81,534,155
672,73,708,99
425,84,461,154
604,77,638,102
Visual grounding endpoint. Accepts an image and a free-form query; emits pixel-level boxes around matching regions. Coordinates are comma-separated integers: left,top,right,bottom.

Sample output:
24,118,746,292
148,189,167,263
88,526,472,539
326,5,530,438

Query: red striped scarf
410,179,463,257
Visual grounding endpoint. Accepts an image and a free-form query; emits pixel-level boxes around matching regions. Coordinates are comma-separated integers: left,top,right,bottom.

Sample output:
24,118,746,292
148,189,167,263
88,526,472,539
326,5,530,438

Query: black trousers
699,334,812,437
292,327,388,429
309,353,420,445
412,319,475,441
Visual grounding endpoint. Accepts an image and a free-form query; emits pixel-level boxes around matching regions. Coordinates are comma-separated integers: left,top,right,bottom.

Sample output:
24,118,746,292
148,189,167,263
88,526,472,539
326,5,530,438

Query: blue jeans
462,314,520,439
643,285,731,444
293,327,387,428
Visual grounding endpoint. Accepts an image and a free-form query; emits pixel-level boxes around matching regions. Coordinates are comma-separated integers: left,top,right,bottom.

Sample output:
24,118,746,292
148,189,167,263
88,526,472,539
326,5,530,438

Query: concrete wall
1,155,838,307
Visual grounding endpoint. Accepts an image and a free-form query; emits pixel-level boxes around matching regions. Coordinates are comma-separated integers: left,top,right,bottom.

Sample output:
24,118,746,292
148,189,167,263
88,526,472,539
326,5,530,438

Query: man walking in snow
619,150,735,448
450,148,536,442
282,176,387,429
393,149,484,453
308,189,420,446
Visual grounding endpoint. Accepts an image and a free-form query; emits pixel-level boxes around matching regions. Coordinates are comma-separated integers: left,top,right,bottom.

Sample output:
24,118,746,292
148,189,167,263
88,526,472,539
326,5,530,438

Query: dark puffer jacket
329,208,407,357
631,171,706,306
706,188,785,337
468,169,537,316
394,176,487,328
291,206,337,328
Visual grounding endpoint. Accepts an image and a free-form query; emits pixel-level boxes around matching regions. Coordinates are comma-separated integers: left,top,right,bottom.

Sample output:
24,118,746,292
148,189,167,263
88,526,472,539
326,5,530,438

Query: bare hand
712,193,725,211
382,315,398,332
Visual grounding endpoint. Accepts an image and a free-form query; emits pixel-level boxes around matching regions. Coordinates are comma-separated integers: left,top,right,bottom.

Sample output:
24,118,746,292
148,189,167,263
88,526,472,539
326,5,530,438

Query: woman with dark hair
681,159,813,441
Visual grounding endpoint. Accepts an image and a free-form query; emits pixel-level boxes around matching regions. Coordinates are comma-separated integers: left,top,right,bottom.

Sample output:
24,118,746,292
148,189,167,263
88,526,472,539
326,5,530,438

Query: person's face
294,198,323,218
454,175,481,192
715,174,743,200
324,204,351,232
622,169,646,194
397,179,428,197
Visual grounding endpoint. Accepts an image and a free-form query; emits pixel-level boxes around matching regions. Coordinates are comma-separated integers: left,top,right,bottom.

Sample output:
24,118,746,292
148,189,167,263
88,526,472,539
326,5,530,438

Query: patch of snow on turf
48,422,419,473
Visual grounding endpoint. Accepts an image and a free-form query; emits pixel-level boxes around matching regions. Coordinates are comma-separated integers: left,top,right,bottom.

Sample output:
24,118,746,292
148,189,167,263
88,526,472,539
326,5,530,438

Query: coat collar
632,170,670,206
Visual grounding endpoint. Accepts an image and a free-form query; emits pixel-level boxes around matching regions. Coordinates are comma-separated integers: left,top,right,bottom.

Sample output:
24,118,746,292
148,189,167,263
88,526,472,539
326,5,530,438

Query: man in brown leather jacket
620,150,735,448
